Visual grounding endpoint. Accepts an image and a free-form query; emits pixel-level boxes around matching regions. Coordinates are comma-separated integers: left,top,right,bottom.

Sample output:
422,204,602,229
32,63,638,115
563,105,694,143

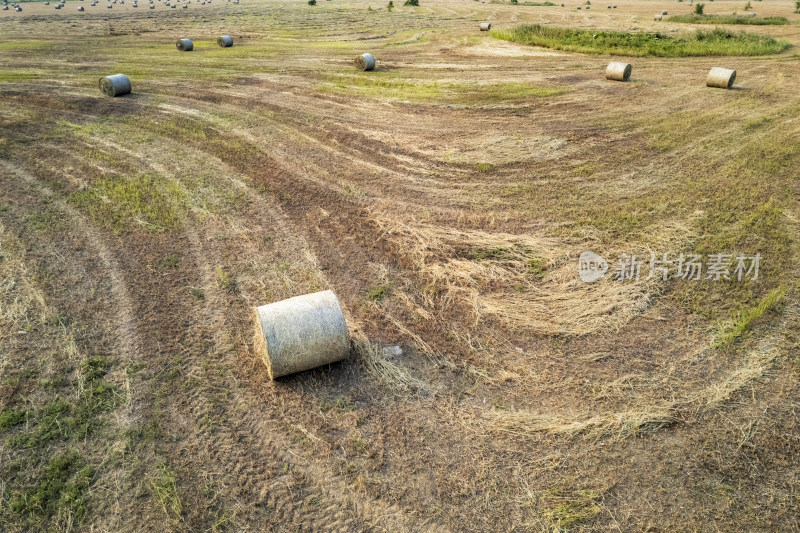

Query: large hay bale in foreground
605,61,631,81
355,53,375,71
217,35,233,47
706,67,736,89
479,22,491,31
253,290,350,379
99,74,131,97
176,38,193,51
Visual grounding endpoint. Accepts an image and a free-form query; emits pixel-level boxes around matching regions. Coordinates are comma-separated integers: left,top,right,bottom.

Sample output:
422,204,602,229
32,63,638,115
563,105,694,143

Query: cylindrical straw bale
479,22,491,31
217,35,233,47
662,9,668,14
605,61,631,81
706,67,736,89
355,53,375,71
253,290,350,379
77,5,83,9
99,74,131,97
176,38,193,51
654,13,662,20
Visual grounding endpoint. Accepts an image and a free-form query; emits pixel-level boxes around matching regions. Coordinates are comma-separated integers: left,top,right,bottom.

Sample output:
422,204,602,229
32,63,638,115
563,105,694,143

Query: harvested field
1,0,800,531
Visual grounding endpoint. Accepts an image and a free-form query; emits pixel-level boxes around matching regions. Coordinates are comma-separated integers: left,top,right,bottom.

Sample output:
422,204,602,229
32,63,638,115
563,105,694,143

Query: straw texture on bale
253,290,350,379
99,74,131,97
706,67,736,89
605,61,632,81
176,38,193,51
217,35,233,47
355,53,376,71
479,22,491,31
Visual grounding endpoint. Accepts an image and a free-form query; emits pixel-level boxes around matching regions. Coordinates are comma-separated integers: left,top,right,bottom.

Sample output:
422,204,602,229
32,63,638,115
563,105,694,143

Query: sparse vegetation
70,174,186,233
694,2,704,14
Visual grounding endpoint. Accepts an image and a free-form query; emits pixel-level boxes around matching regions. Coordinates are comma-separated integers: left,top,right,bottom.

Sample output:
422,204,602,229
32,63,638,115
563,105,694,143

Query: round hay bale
706,67,736,89
577,5,581,9
605,61,631,81
749,11,756,16
217,35,233,47
77,5,83,8
654,13,662,20
479,22,491,31
176,38,193,51
253,290,350,379
355,52,375,71
662,9,668,14
99,74,131,97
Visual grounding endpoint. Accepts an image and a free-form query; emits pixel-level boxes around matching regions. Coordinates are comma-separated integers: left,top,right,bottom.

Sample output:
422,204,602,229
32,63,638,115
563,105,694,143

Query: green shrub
491,24,789,56
403,0,418,5
694,2,704,13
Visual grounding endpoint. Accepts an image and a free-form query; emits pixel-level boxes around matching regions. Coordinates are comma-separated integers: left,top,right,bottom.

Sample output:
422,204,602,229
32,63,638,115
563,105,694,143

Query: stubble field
1,0,800,530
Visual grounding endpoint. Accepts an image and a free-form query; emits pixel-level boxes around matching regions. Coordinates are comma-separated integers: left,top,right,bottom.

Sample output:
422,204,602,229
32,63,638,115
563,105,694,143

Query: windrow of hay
480,407,677,439
370,215,659,336
351,336,430,393
478,296,797,441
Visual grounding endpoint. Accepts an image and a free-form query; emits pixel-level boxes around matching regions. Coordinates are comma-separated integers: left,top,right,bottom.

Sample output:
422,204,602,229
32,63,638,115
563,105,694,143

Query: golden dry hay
176,38,193,51
99,74,131,97
253,290,350,379
706,67,736,88
355,53,375,71
605,61,632,81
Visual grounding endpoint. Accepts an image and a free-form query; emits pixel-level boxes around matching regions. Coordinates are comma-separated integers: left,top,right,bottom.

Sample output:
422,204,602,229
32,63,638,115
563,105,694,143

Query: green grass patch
70,174,186,233
491,25,790,56
0,409,27,430
319,75,564,103
714,286,786,349
6,450,94,527
669,14,789,25
151,462,183,525
0,72,41,83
